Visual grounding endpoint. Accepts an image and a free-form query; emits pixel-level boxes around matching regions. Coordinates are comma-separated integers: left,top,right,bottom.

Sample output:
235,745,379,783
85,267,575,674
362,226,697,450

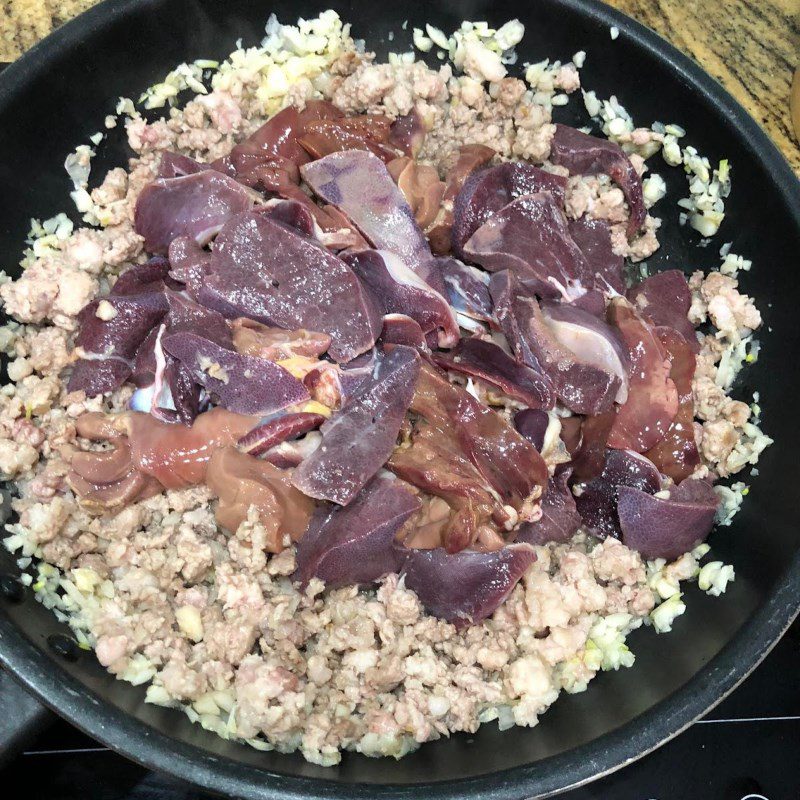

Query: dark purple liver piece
195,211,381,363
68,357,132,397
134,171,253,255
464,193,588,299
301,150,432,270
430,257,494,323
431,337,554,410
380,314,428,348
514,408,550,452
452,162,567,258
293,477,421,588
490,271,621,415
292,345,420,506
627,270,699,352
344,249,459,348
607,298,679,452
574,448,662,540
398,543,537,629
515,466,582,546
568,216,625,294
161,331,309,416
618,479,720,560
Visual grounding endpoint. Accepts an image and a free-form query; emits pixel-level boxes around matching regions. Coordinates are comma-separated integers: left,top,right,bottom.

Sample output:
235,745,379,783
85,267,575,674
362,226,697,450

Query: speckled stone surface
1,0,798,170
605,0,800,172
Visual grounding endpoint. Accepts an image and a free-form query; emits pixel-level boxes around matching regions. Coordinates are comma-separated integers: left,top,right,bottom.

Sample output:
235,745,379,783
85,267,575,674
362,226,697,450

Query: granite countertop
1,0,798,171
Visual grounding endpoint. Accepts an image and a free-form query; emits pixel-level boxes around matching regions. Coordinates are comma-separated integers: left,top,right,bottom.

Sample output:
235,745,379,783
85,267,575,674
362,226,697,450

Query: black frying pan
0,1,799,797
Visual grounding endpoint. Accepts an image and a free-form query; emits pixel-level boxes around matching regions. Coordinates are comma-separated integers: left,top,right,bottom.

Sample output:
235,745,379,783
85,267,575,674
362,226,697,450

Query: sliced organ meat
129,292,230,423
573,448,662,539
607,298,679,452
126,408,256,488
206,446,314,542
262,197,364,251
452,162,567,258
541,301,629,404
388,362,546,552
167,235,212,298
550,124,647,238
618,479,720,560
66,408,256,507
513,408,550,451
515,467,581,546
398,543,537,628
110,257,173,295
196,211,381,362
399,495,454,550
388,421,504,554
159,356,200,425
490,271,622,415
568,216,625,294
68,357,133,398
570,290,608,318
134,171,254,255
298,114,398,163
431,257,494,324
387,158,446,229
387,108,427,157
131,291,231,388
315,204,370,249
216,101,341,185
73,292,168,364
293,477,421,588
262,197,318,237
431,337,554,410
162,331,309,416
238,412,326,457
331,351,380,403
344,249,459,347
300,150,432,270
65,435,163,509
627,270,699,351
166,291,232,346
464,193,588,299
644,326,701,481
129,321,190,410
157,151,206,179
269,182,347,234
260,431,322,469
380,314,428,348
569,410,616,482
230,318,331,361
428,144,496,254
558,415,584,458
303,351,380,410
442,144,497,203
209,102,363,234
69,261,174,397
292,345,420,506
412,362,548,506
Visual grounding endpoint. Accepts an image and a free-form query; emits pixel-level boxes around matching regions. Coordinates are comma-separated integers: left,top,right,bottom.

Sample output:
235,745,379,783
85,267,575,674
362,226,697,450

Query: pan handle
0,669,53,765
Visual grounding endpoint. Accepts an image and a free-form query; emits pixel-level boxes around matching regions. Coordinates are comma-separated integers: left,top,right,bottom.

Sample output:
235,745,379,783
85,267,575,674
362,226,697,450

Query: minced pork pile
0,12,770,765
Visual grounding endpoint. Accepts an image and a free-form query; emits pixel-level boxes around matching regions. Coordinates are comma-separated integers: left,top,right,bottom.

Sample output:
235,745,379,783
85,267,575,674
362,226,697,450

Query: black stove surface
4,620,798,800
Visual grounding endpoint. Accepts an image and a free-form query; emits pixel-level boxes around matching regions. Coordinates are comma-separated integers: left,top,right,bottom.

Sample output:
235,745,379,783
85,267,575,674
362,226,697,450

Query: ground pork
689,270,761,336
688,275,769,476
0,258,98,328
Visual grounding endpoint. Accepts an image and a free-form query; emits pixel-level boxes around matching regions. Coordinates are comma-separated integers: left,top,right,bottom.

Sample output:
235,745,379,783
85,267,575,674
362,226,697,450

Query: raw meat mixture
1,12,770,764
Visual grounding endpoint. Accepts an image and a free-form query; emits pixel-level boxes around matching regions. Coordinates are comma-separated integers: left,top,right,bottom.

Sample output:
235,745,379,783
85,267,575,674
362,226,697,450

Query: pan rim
0,0,799,797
